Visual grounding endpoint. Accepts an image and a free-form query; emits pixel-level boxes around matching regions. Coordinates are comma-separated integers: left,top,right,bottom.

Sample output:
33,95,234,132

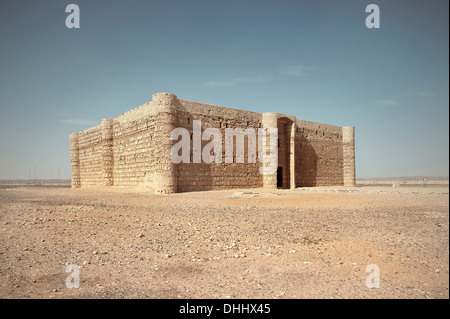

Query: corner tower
342,126,356,187
69,132,81,188
150,93,179,193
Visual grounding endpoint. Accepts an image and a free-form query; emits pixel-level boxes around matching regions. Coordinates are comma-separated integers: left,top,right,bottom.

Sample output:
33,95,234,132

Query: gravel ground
0,185,448,299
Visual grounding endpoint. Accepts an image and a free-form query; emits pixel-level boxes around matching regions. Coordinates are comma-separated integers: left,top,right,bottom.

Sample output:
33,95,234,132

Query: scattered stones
0,184,448,299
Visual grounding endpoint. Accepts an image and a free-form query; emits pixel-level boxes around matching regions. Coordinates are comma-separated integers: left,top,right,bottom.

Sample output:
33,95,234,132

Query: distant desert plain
0,177,448,298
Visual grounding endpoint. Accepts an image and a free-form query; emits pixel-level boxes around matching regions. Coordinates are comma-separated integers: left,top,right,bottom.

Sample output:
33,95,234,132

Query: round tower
69,132,81,188
342,126,356,187
151,93,179,193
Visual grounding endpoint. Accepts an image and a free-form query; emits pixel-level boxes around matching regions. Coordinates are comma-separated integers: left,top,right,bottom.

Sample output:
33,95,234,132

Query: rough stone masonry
69,93,355,193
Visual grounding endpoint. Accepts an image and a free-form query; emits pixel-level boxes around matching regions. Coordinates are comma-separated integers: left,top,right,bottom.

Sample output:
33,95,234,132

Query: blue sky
0,0,448,179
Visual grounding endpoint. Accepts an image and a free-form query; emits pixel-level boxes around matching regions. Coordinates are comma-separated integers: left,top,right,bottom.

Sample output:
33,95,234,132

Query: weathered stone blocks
69,93,356,192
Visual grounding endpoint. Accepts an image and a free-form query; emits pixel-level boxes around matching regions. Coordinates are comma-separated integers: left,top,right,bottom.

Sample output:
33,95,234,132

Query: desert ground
0,181,448,299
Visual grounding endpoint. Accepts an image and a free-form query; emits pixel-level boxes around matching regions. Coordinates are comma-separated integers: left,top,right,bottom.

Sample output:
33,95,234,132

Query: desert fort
69,93,355,193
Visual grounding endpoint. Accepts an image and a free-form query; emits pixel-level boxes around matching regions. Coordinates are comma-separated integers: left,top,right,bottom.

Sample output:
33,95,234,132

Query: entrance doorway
277,117,293,189
277,167,283,188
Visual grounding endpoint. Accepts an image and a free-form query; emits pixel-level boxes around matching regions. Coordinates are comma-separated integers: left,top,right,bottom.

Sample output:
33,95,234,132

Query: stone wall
112,105,156,187
76,124,103,187
175,99,264,192
295,119,345,187
69,93,355,192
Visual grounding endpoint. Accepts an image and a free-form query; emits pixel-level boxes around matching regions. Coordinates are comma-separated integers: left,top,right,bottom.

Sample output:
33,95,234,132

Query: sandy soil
0,184,448,299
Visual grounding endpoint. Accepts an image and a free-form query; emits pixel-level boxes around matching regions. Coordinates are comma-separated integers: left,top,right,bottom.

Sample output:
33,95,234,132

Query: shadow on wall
276,117,296,189
295,132,318,187
169,108,320,191
144,101,319,191
172,101,263,193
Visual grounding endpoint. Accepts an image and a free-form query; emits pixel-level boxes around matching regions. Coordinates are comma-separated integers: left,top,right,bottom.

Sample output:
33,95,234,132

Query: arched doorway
261,112,296,190
277,117,294,189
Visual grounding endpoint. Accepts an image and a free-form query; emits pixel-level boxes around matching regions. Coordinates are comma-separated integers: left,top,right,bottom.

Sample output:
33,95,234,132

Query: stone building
69,93,355,193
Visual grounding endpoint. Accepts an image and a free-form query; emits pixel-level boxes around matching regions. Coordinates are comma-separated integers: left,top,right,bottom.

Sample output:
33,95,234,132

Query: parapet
342,126,355,143
100,119,114,140
152,93,178,107
262,112,296,128
69,132,79,148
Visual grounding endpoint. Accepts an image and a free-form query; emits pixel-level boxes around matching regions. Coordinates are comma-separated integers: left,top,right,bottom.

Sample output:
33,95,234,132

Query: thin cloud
55,112,77,116
206,75,271,87
372,100,397,106
279,65,315,77
61,119,97,126
416,91,435,97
